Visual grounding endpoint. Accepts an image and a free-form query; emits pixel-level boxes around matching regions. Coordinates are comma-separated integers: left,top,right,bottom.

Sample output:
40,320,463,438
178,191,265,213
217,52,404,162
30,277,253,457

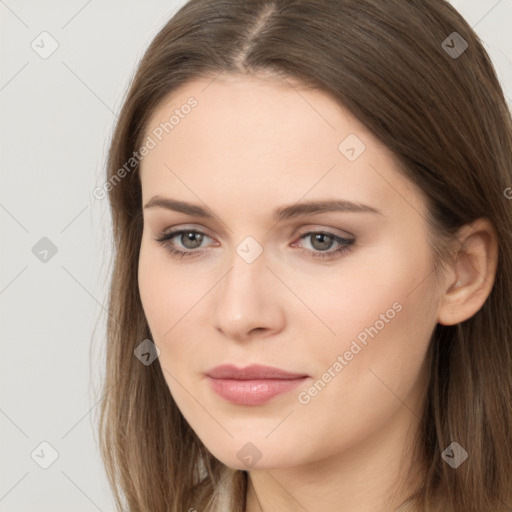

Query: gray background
1,1,511,510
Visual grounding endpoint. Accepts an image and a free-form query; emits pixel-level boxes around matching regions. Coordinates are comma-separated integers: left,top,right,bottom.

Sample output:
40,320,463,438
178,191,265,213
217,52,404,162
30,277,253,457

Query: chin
202,439,301,472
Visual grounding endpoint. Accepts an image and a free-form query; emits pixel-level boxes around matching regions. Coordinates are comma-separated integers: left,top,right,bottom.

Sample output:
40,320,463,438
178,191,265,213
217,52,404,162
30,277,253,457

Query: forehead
139,73,425,220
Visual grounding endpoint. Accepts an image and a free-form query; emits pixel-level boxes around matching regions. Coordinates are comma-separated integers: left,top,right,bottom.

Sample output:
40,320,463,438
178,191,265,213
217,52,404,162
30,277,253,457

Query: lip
206,364,308,380
206,364,310,406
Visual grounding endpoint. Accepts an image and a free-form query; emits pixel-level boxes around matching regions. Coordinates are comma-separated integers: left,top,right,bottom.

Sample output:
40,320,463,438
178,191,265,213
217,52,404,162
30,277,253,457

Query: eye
292,231,355,260
154,228,355,260
154,229,213,259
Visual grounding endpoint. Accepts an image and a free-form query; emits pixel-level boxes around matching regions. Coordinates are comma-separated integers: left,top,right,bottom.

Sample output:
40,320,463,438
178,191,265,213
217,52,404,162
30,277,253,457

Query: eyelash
154,229,355,261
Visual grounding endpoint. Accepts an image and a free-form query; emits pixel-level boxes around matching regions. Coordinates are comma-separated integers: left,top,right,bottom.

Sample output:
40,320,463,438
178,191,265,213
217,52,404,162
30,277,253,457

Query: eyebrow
143,196,383,222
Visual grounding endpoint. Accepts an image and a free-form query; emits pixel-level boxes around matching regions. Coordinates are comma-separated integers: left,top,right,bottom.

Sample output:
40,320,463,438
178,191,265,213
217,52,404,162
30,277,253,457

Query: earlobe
436,218,499,326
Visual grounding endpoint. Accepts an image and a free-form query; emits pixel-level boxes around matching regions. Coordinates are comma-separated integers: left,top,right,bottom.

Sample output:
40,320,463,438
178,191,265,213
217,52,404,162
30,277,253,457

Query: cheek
137,240,209,393
138,240,196,339
302,244,437,404
289,245,433,353
287,286,435,464
138,248,168,336
307,269,435,412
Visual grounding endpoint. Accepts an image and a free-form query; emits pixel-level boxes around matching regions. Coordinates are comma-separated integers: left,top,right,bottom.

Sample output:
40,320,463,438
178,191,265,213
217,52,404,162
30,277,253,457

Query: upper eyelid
164,228,216,243
160,224,354,239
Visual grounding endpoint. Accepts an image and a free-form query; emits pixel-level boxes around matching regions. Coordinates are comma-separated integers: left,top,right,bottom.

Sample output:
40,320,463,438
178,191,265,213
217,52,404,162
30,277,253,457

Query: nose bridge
212,236,283,338
219,239,268,310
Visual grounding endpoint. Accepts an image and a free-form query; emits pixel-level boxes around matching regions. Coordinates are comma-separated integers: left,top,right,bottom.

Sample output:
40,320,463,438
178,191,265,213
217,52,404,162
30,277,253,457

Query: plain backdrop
1,1,511,510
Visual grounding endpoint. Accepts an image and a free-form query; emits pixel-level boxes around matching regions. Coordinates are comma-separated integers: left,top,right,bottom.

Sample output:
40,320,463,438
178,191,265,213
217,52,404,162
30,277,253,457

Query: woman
97,1,512,510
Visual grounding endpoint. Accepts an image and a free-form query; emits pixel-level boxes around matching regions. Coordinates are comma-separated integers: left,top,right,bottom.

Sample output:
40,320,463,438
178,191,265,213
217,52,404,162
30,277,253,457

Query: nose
212,247,285,342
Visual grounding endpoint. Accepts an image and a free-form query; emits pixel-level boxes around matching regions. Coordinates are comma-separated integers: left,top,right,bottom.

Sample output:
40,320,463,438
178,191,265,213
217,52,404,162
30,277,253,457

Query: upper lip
206,364,308,380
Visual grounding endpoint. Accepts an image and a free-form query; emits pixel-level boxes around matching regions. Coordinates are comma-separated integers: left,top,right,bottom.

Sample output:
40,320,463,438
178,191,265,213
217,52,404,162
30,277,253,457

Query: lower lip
206,376,308,406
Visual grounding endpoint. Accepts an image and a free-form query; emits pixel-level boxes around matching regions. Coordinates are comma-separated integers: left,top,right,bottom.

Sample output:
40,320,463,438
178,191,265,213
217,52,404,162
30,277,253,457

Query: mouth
205,364,310,406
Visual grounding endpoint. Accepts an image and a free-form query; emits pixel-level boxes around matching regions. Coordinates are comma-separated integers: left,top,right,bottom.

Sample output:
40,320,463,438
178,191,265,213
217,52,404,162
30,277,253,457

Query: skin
137,73,498,512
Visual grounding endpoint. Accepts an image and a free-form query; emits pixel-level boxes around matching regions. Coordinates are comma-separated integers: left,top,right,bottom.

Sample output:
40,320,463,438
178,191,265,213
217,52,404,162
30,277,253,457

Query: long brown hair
96,1,512,510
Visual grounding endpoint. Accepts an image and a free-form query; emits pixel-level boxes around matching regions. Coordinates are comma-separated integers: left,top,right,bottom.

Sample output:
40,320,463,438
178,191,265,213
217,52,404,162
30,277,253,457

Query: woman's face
138,73,443,471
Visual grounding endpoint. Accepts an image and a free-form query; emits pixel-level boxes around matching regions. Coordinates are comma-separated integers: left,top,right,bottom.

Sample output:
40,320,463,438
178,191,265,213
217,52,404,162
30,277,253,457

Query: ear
437,217,499,326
